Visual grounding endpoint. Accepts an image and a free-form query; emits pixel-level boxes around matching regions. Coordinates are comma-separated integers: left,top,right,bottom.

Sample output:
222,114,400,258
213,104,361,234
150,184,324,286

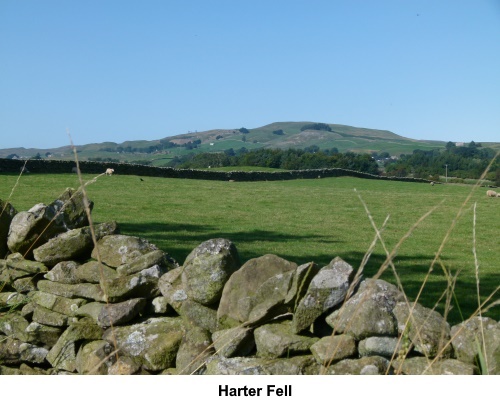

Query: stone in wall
7,188,92,258
0,199,17,259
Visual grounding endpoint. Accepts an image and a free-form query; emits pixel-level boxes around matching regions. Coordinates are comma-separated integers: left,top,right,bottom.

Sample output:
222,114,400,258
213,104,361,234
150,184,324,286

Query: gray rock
13,276,38,293
102,264,165,302
44,261,80,284
19,364,51,375
178,299,218,333
19,343,49,364
392,357,477,375
3,253,48,275
46,318,103,371
91,235,158,268
310,334,357,366
0,365,22,375
0,337,22,365
0,312,29,341
74,302,106,322
7,203,62,257
326,278,405,339
324,355,391,375
284,262,321,308
37,280,106,302
0,291,27,308
182,239,240,305
217,254,297,329
158,267,186,312
260,355,320,375
33,227,93,267
212,326,255,358
176,325,214,375
393,301,452,358
205,355,269,375
293,257,355,333
107,355,141,375
0,199,17,258
358,336,402,358
25,322,64,348
450,316,500,374
76,340,116,375
74,260,118,284
97,298,147,328
50,187,93,230
149,296,172,314
102,317,185,372
116,249,178,276
247,270,295,325
31,291,87,316
32,305,74,327
7,188,92,258
254,320,319,358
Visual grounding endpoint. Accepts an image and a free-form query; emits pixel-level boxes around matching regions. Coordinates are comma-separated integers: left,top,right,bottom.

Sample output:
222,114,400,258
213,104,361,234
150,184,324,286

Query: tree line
384,142,499,184
172,147,380,174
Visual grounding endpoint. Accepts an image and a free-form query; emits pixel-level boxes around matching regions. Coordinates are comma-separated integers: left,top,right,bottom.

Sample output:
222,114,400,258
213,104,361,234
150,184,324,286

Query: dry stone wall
1,190,498,375
0,158,433,183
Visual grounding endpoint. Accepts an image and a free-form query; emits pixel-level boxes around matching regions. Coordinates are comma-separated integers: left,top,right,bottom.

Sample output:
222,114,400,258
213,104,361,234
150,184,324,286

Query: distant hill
0,121,496,166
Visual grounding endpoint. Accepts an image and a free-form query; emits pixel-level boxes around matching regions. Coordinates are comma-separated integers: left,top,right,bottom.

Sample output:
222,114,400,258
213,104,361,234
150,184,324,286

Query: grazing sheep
430,181,435,186
486,190,498,197
105,168,115,176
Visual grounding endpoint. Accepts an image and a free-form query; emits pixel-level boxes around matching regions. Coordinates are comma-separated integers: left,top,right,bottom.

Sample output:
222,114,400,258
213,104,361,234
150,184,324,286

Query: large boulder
116,250,178,276
326,278,405,339
310,334,357,366
37,280,106,302
158,267,186,312
0,254,48,286
292,257,355,333
30,291,87,316
51,187,93,230
211,326,255,358
182,239,240,306
33,228,93,267
217,254,297,329
393,301,452,358
97,298,147,328
254,320,319,358
46,318,103,371
102,317,184,372
75,340,116,375
450,316,500,375
91,235,159,268
33,222,119,267
101,265,165,302
175,325,214,375
7,188,93,258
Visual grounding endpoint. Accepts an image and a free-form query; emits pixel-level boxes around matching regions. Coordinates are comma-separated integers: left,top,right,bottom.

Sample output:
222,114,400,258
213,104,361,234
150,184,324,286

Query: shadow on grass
117,221,342,264
115,222,499,325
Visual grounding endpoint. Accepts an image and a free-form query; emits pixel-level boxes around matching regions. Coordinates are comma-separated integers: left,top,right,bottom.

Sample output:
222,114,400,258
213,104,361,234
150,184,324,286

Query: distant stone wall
0,158,433,184
1,190,497,375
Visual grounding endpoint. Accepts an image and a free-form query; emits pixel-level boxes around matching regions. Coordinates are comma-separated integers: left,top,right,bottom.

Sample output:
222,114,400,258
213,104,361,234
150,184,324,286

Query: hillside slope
2,121,492,164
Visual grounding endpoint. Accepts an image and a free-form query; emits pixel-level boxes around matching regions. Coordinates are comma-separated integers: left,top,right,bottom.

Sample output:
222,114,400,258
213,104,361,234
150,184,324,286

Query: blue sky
1,0,499,149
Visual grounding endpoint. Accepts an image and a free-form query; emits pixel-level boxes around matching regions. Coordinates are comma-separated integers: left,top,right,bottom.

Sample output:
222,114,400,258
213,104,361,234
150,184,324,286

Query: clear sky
1,0,499,149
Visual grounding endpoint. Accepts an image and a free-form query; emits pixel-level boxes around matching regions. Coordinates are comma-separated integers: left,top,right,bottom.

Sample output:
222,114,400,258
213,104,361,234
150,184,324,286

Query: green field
1,172,498,324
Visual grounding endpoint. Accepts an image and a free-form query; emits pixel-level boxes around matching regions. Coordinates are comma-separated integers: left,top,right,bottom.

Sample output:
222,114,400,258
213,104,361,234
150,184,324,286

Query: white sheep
486,190,498,197
105,168,115,176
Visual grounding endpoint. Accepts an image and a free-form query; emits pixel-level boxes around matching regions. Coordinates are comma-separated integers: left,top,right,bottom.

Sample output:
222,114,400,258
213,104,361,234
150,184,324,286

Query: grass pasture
0,172,498,325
